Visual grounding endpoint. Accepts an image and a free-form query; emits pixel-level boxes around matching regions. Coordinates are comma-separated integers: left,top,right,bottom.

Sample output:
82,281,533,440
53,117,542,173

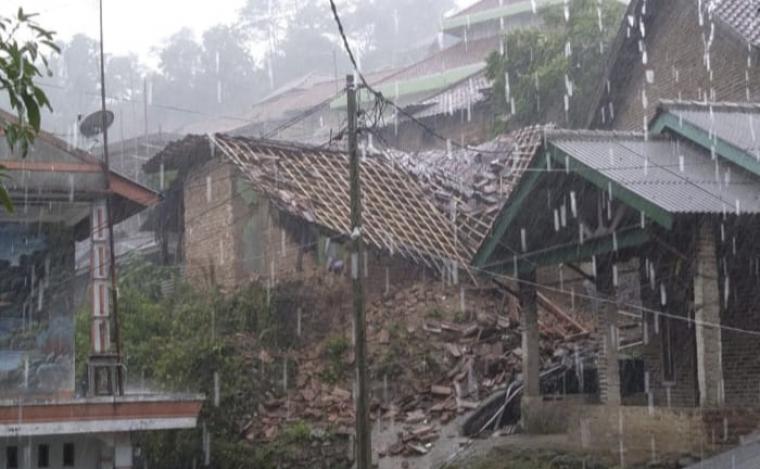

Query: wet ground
373,413,474,468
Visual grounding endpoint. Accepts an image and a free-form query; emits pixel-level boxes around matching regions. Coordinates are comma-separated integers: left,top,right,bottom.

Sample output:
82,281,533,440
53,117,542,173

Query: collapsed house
0,110,202,468
145,92,760,464
143,132,473,293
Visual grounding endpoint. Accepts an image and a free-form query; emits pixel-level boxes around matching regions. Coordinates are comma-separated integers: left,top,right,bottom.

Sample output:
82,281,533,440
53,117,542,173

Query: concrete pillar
596,256,621,405
519,269,540,398
694,219,723,406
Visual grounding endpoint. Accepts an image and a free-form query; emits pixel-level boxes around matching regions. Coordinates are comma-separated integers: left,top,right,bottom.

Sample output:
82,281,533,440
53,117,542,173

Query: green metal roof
650,101,760,177
329,63,485,109
443,0,563,31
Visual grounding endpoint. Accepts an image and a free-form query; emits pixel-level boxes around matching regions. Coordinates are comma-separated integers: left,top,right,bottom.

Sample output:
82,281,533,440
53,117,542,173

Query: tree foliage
486,0,625,129
75,257,336,468
0,8,58,211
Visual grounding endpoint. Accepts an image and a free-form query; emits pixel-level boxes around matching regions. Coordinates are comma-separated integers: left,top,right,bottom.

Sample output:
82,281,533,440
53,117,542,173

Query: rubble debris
234,279,592,460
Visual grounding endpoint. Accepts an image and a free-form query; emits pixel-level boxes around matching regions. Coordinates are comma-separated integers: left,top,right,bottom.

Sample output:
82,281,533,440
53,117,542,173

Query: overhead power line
328,0,514,156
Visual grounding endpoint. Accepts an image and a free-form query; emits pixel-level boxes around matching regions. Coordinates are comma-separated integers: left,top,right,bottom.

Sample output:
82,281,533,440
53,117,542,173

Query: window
37,444,49,468
6,446,18,469
63,443,75,467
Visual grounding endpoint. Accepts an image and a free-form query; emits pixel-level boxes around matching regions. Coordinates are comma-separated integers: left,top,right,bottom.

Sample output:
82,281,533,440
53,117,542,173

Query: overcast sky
3,0,472,67
4,0,250,65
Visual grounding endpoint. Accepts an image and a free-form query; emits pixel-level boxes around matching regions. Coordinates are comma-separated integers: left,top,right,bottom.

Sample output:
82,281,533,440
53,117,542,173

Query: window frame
62,442,75,467
6,446,18,469
37,444,49,468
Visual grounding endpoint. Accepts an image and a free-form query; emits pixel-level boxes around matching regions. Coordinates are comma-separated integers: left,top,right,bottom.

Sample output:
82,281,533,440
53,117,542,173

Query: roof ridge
659,99,760,113
545,128,648,140
215,133,346,157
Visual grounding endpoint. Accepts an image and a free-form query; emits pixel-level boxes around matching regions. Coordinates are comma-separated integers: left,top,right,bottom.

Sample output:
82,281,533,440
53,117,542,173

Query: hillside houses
127,0,760,466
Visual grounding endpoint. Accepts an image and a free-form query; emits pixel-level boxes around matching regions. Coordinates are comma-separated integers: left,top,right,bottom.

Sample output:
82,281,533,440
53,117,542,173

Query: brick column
519,269,540,398
596,256,621,405
694,219,723,406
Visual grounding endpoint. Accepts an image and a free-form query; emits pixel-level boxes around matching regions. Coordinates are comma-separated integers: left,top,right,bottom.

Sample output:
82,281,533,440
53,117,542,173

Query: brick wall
183,158,328,291
702,407,760,446
718,218,760,406
637,235,699,408
594,0,760,131
184,158,244,291
523,400,760,463
567,404,708,464
183,158,436,296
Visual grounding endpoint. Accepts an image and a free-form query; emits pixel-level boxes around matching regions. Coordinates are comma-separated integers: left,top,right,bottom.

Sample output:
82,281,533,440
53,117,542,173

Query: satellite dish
78,110,114,138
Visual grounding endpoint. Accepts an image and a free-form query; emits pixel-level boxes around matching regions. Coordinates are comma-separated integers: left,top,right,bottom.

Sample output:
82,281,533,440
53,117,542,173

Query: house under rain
0,110,202,468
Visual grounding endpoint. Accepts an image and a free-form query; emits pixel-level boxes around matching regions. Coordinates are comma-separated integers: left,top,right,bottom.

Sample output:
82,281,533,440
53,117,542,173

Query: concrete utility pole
97,0,124,396
346,74,372,469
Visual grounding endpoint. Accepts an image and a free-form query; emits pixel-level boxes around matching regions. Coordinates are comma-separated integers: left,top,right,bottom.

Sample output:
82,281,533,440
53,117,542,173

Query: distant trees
6,0,460,140
237,0,456,85
486,0,625,128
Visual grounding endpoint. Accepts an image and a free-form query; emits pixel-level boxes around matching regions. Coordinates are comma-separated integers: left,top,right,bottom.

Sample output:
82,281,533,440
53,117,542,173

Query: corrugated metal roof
685,440,760,469
714,0,760,47
658,100,760,157
377,36,499,85
411,72,491,119
548,130,760,214
451,0,518,18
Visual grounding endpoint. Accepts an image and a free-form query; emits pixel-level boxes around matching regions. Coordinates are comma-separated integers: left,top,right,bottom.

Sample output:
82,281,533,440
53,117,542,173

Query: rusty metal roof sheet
211,135,472,271
547,130,760,214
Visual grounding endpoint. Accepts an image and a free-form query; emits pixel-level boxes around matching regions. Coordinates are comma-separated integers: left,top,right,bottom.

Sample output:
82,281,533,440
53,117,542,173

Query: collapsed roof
383,126,546,256
210,134,472,272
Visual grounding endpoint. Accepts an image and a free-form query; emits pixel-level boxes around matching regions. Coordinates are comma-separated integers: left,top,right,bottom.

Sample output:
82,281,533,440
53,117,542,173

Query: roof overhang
0,160,160,227
329,63,485,109
473,135,673,272
442,0,563,32
0,393,203,437
0,109,160,225
650,110,760,177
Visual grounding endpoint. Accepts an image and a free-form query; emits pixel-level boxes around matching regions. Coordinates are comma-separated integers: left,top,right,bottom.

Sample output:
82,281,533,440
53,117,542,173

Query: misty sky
3,0,473,67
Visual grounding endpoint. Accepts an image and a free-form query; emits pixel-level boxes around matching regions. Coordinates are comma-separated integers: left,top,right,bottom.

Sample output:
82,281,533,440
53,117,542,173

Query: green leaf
41,40,60,53
32,85,50,110
0,182,14,213
21,93,40,131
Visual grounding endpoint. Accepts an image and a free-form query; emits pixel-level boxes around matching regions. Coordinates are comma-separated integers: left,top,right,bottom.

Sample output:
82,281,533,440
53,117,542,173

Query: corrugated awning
547,130,760,219
651,100,760,177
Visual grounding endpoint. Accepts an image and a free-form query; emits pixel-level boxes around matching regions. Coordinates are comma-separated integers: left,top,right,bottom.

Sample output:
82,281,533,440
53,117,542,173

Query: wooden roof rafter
210,134,471,276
